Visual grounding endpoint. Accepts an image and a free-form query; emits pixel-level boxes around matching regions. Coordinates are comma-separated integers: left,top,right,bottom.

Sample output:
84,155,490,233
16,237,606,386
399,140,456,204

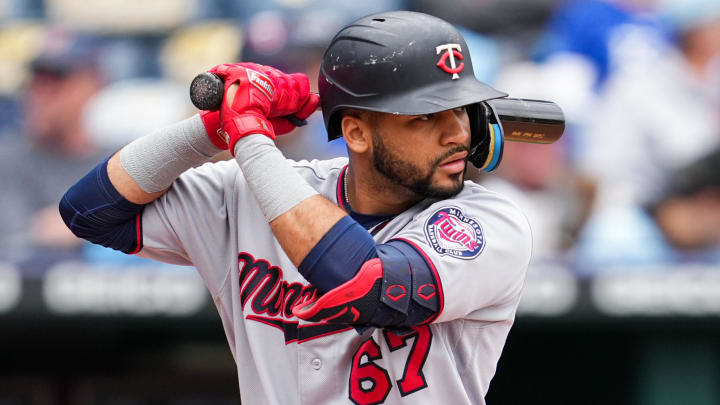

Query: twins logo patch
424,207,484,259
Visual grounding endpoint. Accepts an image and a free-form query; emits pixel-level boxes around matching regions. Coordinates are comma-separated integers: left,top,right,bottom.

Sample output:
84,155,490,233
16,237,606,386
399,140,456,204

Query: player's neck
345,163,422,215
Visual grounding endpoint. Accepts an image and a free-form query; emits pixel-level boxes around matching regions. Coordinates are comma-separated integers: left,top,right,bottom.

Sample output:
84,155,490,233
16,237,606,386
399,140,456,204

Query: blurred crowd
1,0,719,277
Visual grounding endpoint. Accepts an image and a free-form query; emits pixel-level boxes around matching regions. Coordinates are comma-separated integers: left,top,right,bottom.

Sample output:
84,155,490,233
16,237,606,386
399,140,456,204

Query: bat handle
189,72,309,127
189,72,224,111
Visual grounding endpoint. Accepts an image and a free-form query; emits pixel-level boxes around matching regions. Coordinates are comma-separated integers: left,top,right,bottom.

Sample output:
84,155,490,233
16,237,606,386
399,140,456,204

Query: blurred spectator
459,27,502,84
651,147,720,254
481,22,598,261
578,0,720,210
0,22,47,136
84,78,191,149
235,0,405,26
572,1,720,273
412,0,555,37
533,0,666,88
44,0,196,33
0,29,110,265
473,141,595,261
6,0,45,18
160,21,243,85
574,146,720,270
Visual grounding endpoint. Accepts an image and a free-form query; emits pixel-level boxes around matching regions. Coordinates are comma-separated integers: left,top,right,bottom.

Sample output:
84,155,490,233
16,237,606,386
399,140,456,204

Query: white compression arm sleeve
233,135,319,222
119,114,222,193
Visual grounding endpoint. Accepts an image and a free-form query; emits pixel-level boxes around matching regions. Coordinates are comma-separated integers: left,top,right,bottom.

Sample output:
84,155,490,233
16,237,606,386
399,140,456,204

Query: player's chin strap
292,243,440,329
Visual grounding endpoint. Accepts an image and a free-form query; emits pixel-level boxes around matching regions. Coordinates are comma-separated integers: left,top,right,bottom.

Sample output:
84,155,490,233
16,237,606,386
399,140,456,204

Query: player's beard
371,130,467,199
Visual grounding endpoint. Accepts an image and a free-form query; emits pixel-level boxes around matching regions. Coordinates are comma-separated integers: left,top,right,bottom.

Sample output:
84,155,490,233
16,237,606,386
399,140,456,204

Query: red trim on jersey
129,212,143,255
336,164,348,210
391,238,444,323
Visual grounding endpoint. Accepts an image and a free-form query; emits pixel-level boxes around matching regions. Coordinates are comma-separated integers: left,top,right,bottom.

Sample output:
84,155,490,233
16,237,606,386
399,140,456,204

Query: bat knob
190,72,224,111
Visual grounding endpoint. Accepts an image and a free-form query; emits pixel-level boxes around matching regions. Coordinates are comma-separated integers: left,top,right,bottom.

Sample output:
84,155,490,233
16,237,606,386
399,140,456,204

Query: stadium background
1,0,720,403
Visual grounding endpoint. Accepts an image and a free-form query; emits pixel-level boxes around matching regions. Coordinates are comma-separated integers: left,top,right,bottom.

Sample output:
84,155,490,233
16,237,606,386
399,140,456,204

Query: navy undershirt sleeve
59,157,145,254
298,216,378,293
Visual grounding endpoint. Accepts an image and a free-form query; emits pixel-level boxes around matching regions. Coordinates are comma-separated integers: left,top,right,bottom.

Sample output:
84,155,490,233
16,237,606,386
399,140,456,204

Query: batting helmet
319,11,508,171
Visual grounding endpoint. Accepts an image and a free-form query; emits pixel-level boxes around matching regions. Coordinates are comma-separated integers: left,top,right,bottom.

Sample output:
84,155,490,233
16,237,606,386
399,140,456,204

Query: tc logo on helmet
436,44,464,79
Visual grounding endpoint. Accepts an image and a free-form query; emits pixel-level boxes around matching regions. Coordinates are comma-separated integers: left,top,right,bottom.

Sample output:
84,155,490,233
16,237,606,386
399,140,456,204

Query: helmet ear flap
468,102,504,172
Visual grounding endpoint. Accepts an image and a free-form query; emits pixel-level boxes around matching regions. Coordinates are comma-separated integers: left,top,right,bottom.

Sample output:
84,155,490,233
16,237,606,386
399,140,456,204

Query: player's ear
341,112,371,154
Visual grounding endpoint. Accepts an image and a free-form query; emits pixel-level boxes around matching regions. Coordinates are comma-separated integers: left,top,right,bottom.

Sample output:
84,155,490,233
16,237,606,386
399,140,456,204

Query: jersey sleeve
139,160,237,295
391,186,532,323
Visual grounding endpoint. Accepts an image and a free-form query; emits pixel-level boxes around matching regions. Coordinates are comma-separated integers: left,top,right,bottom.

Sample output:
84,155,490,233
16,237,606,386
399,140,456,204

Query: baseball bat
189,72,225,111
485,98,564,144
189,72,565,144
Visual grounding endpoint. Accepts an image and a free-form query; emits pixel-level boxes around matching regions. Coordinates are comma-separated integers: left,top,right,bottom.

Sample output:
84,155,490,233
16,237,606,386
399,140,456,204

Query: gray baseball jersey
138,157,531,405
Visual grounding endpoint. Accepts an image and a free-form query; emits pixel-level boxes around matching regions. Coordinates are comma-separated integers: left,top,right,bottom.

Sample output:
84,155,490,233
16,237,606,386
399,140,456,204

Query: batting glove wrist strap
224,113,275,156
200,110,227,150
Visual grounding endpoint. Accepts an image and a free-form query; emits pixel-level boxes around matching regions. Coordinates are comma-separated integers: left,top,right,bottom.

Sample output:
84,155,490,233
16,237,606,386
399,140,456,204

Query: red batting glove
238,63,320,135
239,63,319,113
208,63,320,149
199,110,227,150
210,63,275,154
268,93,319,135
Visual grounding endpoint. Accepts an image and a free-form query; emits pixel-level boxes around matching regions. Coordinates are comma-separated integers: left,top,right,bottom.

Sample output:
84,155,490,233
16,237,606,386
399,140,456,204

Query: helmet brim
325,77,507,139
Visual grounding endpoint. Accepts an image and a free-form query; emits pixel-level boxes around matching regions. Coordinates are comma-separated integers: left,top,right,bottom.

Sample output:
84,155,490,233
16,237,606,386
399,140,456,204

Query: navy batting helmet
319,11,508,171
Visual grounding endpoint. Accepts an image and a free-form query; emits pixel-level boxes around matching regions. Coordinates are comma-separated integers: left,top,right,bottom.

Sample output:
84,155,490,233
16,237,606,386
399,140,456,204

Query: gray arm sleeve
233,135,319,222
120,114,222,193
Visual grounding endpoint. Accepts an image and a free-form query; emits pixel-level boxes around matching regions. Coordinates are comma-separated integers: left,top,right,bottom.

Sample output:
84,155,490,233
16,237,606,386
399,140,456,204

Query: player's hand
208,63,275,153
235,62,318,119
236,63,319,135
208,63,319,153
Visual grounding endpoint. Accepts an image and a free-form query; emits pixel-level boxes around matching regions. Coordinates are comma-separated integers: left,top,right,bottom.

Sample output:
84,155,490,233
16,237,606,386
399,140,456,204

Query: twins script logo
245,69,275,101
435,44,464,80
237,252,352,344
424,207,484,259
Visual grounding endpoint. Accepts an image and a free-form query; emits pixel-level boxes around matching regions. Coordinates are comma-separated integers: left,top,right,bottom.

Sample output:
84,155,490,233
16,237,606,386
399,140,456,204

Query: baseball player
60,11,531,404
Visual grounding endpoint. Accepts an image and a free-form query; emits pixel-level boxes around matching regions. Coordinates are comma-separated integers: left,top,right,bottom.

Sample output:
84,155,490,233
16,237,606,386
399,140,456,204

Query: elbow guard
292,239,440,328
